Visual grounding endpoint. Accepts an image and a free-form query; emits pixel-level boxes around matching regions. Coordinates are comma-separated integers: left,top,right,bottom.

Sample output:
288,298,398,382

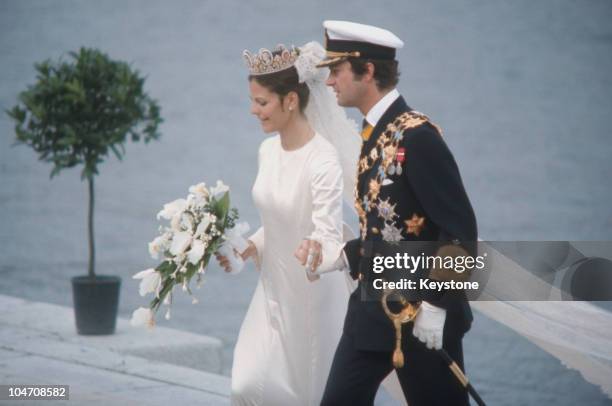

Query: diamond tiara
243,44,299,76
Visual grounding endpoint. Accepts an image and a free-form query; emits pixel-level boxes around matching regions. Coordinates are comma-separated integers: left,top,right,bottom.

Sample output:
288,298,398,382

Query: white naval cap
318,20,404,67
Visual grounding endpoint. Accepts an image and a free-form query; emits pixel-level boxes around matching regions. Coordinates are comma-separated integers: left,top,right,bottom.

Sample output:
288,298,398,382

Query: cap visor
316,56,347,68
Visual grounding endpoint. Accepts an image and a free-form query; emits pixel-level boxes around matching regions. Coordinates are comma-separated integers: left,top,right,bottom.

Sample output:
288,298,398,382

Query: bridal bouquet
131,180,249,328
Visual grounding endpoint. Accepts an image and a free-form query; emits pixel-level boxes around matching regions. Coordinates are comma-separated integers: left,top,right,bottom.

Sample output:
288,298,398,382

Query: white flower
194,195,208,209
189,182,209,199
170,231,192,256
187,239,205,264
210,180,229,200
195,214,212,237
133,268,162,296
186,194,195,207
130,307,155,328
180,212,195,232
174,252,186,265
148,241,160,260
148,235,168,260
157,198,187,220
170,213,182,232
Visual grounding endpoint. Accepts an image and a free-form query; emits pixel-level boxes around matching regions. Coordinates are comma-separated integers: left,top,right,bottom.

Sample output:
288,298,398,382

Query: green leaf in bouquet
155,260,176,277
215,192,230,226
150,278,174,312
200,251,212,270
184,262,198,279
206,238,223,258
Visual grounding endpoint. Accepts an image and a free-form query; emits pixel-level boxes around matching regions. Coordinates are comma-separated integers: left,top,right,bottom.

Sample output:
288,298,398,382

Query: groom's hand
412,301,447,350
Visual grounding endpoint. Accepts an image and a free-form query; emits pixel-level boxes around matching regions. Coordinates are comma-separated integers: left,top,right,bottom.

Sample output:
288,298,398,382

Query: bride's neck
278,113,314,151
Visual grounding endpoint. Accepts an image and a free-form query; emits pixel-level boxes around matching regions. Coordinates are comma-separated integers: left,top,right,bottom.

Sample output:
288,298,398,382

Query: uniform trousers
320,325,469,406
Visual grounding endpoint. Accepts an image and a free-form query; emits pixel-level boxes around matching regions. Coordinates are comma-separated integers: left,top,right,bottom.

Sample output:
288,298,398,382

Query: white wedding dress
231,133,350,406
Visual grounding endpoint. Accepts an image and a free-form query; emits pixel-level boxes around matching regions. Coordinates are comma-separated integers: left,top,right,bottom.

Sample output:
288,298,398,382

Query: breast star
405,214,426,236
382,223,404,242
377,198,398,222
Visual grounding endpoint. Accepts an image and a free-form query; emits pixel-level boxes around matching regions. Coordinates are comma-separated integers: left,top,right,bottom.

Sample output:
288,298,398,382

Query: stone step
0,294,223,374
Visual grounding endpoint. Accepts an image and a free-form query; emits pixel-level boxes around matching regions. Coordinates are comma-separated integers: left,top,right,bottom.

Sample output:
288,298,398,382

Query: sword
437,348,486,406
381,290,487,406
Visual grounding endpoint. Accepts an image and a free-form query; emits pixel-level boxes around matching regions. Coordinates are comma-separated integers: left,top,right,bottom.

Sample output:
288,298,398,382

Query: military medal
395,148,405,175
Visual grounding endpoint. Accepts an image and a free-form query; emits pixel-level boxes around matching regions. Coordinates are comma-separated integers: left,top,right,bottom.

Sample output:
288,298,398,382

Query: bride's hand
215,241,257,273
294,239,322,273
240,241,257,261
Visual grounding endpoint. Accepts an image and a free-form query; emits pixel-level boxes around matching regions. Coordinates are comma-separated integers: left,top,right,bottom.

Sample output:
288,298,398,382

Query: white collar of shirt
364,88,400,127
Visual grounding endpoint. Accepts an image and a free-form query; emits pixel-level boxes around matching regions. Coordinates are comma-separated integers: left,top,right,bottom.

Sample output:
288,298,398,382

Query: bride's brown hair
249,65,310,113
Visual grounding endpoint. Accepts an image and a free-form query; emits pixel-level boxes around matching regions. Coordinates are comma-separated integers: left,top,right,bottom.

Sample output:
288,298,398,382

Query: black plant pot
71,275,121,335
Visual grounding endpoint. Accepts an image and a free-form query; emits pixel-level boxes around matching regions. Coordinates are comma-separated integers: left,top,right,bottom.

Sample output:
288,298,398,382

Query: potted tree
7,47,162,335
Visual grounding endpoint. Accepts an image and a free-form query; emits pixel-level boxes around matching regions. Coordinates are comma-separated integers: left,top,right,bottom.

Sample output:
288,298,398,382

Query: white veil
471,245,612,398
294,41,361,206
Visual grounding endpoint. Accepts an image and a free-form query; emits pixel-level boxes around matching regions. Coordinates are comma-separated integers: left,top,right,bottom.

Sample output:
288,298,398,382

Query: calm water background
1,1,611,404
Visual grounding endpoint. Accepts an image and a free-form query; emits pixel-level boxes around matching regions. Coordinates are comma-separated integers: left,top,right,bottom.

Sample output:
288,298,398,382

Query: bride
216,42,360,406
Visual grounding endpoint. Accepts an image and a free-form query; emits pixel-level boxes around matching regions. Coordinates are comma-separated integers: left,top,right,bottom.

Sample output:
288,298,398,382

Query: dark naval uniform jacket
342,95,478,352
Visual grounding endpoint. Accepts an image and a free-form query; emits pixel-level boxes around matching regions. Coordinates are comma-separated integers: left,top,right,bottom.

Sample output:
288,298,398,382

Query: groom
318,21,477,406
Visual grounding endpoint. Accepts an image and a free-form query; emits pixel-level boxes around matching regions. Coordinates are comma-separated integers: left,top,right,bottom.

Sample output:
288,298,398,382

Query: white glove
412,301,446,350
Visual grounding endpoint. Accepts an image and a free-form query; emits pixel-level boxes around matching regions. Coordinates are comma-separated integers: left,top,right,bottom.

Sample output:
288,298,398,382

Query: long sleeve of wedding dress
247,144,266,267
248,227,264,254
248,227,264,271
308,149,344,272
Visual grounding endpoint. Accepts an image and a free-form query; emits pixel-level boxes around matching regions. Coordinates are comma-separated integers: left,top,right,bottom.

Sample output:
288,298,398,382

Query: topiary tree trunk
88,176,95,278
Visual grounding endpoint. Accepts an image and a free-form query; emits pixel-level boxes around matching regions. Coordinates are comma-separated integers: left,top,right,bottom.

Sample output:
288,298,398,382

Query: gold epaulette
390,111,443,137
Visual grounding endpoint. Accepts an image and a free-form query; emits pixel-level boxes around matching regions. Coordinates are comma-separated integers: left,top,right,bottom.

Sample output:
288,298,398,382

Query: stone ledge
0,294,223,374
